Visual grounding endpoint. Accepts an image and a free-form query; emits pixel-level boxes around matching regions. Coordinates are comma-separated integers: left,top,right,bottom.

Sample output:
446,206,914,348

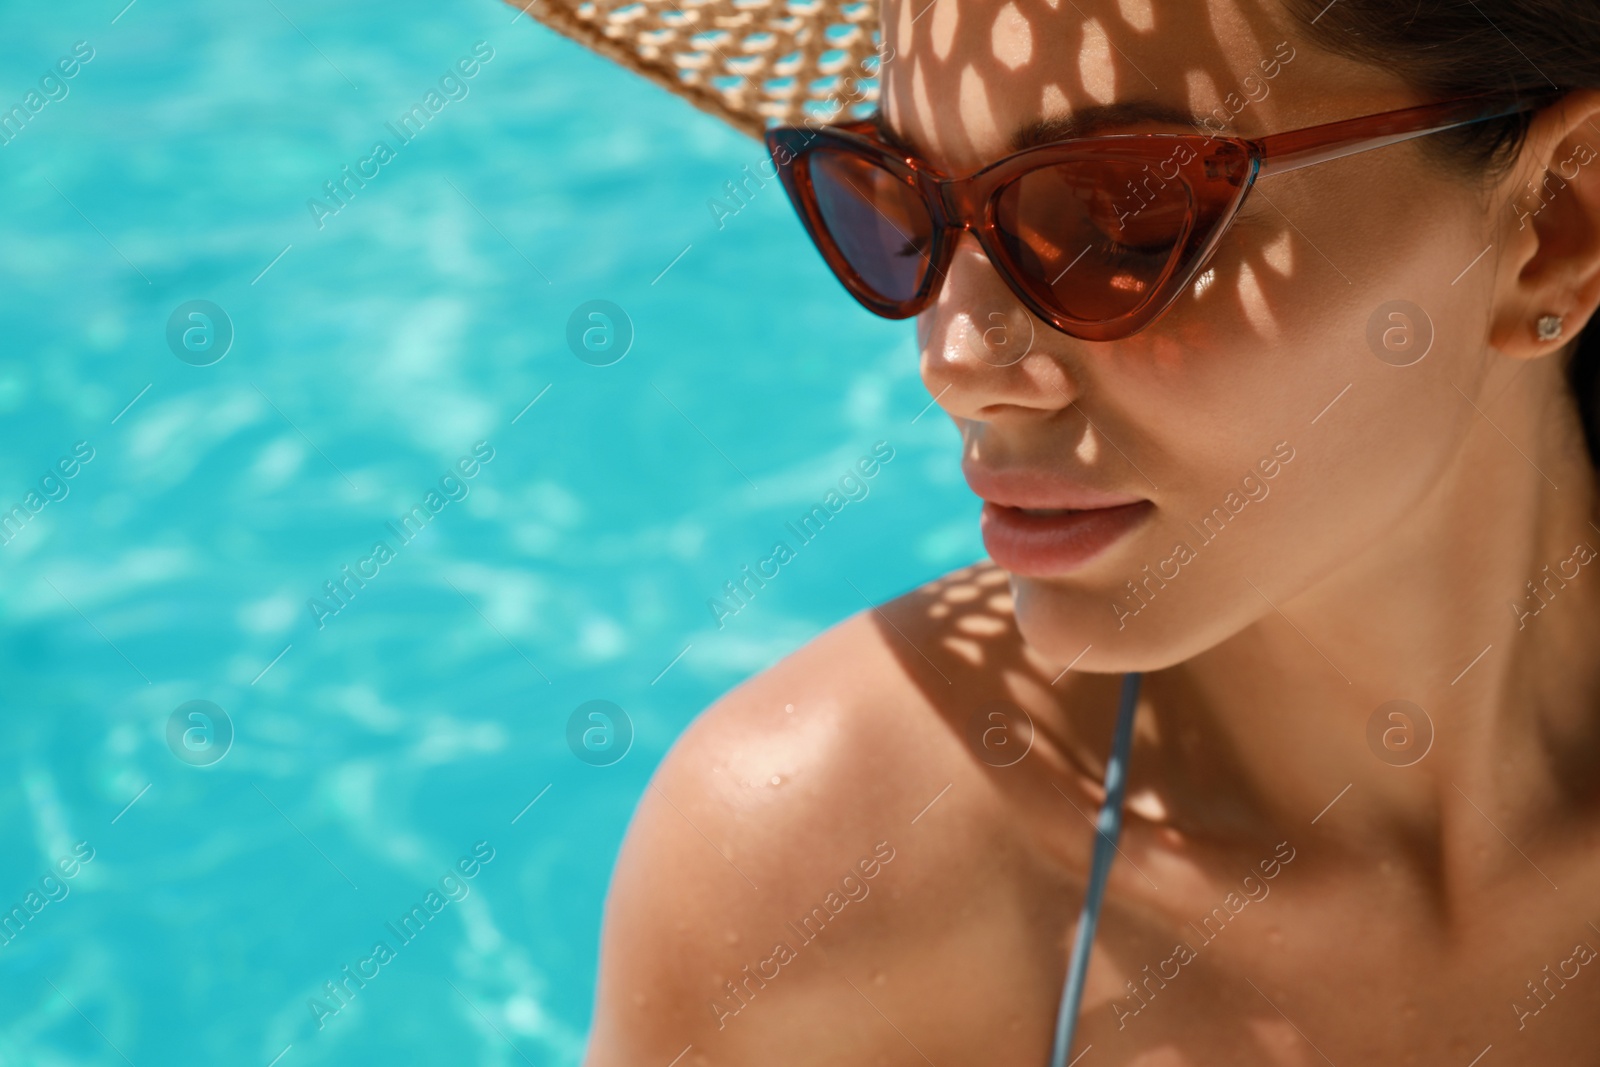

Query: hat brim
501,0,882,141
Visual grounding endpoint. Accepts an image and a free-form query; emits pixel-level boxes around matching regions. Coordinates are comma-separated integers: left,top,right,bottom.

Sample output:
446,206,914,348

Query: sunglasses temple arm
1252,90,1567,180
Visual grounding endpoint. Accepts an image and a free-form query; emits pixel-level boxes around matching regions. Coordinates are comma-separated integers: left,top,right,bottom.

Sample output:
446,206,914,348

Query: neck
1152,354,1600,863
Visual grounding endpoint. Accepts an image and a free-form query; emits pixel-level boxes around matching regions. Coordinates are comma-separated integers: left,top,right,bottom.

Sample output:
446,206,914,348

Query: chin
1008,572,1224,675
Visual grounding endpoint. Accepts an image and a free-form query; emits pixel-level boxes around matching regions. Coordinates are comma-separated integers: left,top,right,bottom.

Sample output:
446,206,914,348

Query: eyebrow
873,100,1224,160
1010,101,1223,150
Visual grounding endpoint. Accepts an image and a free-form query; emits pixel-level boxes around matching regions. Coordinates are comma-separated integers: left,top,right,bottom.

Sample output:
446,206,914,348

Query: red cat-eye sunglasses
763,90,1567,342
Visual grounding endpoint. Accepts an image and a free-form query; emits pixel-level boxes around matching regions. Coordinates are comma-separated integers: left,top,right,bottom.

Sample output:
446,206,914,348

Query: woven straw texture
502,0,885,140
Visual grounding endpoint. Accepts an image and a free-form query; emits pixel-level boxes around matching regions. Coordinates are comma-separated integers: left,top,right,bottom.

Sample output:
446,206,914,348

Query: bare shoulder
582,562,1075,1066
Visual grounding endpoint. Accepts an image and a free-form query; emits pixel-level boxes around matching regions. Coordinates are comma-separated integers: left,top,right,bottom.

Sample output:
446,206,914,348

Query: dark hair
1282,0,1600,464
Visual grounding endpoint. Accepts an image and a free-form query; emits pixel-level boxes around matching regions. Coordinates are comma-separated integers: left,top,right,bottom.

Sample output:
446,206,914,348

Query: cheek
1115,164,1487,484
1009,170,1491,668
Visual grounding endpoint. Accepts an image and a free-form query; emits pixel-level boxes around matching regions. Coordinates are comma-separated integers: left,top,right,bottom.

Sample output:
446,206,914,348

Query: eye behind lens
806,145,936,307
992,159,1194,323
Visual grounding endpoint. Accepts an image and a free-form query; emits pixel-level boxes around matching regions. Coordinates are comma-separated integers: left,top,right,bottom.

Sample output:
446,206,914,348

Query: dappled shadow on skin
887,0,1372,383
845,0,1435,1054
866,559,1332,1064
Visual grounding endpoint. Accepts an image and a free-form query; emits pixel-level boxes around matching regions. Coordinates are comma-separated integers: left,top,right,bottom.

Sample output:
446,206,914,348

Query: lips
966,465,1153,577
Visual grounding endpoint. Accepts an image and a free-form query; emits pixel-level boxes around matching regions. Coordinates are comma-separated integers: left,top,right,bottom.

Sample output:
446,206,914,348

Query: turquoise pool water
0,0,980,1062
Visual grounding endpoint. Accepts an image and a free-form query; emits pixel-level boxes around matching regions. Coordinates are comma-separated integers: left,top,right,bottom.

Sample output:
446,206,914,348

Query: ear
1486,88,1600,361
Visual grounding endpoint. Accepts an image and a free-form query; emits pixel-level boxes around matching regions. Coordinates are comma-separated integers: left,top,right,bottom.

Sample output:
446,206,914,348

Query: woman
516,0,1600,1060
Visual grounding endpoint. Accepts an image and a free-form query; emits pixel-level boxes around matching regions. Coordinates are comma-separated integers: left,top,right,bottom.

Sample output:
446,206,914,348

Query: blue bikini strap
1047,670,1143,1067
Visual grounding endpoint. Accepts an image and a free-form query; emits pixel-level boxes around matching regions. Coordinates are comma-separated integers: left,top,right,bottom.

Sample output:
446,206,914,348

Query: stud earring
1536,313,1565,342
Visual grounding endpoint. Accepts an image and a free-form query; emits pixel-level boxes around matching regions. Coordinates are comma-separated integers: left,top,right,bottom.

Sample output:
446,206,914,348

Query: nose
917,232,1082,424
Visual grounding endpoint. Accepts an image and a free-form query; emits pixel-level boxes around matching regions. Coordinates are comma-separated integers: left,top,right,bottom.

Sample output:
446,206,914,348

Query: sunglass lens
995,160,1193,323
807,146,935,306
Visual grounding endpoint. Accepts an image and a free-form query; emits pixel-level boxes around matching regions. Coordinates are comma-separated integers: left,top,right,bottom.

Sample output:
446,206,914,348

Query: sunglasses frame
764,88,1569,342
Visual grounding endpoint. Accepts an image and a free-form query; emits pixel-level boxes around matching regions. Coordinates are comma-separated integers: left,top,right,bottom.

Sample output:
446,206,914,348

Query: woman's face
881,0,1520,670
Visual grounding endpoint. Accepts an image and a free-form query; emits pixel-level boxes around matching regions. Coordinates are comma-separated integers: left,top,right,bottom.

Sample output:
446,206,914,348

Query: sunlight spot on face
1192,266,1216,298
1236,260,1280,343
1185,68,1221,123
978,568,1010,587
1077,19,1116,105
931,0,959,61
1116,0,1153,32
1041,82,1070,117
1261,227,1295,277
959,64,1000,154
1246,1016,1304,1053
1074,428,1100,466
895,0,915,60
939,307,991,368
912,58,944,159
992,2,1033,71
883,75,903,132
944,582,981,602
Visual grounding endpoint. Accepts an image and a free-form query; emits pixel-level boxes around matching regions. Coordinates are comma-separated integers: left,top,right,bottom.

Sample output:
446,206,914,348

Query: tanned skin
577,0,1600,1061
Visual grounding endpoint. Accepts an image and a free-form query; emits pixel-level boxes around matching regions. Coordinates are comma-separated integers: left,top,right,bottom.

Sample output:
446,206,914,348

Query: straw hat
502,0,886,140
